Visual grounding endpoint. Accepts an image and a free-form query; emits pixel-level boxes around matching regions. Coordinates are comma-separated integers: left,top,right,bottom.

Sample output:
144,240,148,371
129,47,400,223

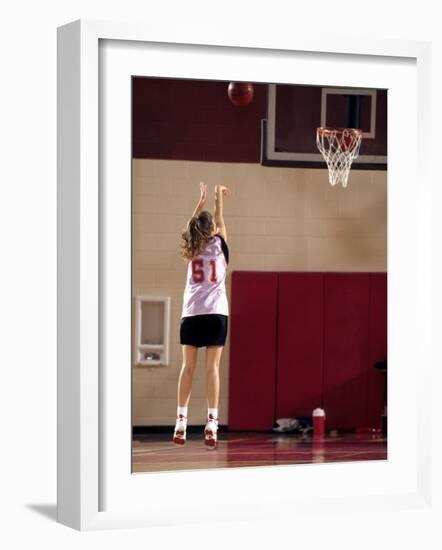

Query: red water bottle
313,408,326,436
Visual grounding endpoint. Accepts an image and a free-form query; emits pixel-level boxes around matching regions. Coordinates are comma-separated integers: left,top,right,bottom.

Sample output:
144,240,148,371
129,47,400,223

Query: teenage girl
173,182,231,450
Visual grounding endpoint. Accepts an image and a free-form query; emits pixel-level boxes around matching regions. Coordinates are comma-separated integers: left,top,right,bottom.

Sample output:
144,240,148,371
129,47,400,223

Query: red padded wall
323,274,370,430
276,273,324,418
228,271,278,430
228,271,386,432
367,274,387,426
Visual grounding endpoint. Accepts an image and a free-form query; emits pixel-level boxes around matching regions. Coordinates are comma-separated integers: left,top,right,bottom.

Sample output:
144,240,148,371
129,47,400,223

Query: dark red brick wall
132,77,267,162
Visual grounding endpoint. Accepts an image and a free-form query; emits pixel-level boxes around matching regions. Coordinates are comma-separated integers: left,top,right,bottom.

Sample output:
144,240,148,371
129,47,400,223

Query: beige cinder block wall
132,159,387,426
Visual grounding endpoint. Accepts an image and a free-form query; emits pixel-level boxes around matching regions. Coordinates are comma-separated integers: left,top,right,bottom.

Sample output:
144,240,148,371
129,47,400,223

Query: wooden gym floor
132,431,387,473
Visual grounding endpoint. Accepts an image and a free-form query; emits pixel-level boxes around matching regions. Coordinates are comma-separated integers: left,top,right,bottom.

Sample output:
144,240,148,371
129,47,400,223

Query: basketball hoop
316,127,363,188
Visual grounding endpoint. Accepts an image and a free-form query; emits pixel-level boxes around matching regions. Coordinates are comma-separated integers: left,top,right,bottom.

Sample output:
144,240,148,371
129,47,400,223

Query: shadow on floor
26,504,57,522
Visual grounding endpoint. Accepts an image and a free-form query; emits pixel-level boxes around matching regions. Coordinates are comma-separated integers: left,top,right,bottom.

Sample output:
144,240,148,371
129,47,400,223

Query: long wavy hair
180,210,214,261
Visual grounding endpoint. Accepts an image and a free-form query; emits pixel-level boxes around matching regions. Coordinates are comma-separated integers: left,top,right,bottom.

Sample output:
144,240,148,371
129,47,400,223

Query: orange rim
317,127,363,137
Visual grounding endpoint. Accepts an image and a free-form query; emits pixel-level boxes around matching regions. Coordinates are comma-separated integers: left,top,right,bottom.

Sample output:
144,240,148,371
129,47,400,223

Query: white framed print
57,19,435,531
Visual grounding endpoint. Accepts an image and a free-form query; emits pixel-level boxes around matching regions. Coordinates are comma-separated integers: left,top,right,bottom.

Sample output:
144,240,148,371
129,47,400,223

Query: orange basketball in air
227,82,254,107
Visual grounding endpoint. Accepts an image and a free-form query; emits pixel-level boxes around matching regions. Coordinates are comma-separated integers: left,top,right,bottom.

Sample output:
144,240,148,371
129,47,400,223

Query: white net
316,128,362,188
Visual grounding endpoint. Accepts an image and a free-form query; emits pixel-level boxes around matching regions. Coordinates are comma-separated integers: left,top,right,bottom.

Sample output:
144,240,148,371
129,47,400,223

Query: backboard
262,84,387,169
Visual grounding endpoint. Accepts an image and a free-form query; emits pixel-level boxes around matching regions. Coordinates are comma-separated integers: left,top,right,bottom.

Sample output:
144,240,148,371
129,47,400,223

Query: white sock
208,408,218,421
177,406,188,419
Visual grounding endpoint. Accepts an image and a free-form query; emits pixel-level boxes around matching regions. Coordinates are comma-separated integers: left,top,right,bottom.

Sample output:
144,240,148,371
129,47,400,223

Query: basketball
227,82,254,107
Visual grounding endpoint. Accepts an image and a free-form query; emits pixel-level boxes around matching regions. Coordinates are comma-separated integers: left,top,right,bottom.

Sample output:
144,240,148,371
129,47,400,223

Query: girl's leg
174,345,198,445
205,346,223,409
177,345,198,407
204,346,223,449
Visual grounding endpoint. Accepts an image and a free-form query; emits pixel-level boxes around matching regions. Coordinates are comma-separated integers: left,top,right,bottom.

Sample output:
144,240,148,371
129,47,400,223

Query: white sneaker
173,414,187,445
204,414,218,450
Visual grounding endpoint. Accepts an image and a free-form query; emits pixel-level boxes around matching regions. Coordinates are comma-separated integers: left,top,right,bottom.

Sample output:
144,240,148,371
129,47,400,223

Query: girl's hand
199,181,207,206
215,185,231,196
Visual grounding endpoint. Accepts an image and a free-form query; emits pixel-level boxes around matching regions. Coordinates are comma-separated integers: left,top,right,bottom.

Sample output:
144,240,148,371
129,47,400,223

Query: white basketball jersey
181,235,229,317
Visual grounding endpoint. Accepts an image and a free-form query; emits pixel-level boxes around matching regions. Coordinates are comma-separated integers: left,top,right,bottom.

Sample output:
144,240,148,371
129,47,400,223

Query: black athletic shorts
180,314,228,348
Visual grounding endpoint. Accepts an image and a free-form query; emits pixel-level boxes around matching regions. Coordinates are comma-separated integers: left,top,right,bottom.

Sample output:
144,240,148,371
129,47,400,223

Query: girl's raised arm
190,181,207,220
214,185,231,242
